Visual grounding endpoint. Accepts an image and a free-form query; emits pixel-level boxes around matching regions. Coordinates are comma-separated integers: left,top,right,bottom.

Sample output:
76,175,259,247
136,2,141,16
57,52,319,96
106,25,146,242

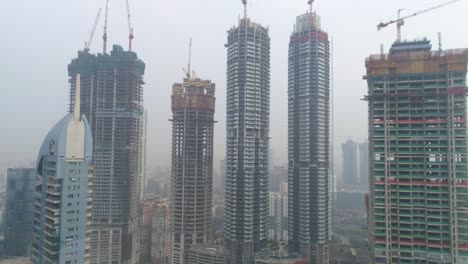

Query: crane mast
85,8,102,52
377,0,462,42
126,0,134,52
103,0,109,54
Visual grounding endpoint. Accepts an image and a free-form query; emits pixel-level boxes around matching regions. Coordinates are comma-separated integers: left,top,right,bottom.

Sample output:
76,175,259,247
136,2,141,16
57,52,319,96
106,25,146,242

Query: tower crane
84,8,102,52
103,0,109,54
182,38,192,79
126,0,134,52
377,0,462,42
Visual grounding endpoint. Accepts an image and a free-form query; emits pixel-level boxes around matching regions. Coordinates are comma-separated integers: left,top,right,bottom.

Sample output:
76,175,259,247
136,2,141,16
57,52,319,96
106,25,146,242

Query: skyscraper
365,40,468,263
358,142,369,192
68,45,146,264
171,75,216,264
4,168,35,257
32,75,93,264
288,5,331,263
341,139,358,188
225,1,271,263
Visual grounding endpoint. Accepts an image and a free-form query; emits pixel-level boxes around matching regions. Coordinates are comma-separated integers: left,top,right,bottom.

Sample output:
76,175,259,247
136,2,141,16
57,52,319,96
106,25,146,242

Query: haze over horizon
2,0,468,177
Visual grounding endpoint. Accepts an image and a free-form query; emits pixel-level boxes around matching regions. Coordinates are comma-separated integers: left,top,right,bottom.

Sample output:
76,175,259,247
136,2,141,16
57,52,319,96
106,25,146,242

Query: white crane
85,8,102,52
377,0,462,42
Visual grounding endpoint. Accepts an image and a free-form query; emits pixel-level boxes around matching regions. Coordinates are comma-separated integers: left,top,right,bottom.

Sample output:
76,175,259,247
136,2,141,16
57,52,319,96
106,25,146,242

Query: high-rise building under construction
225,2,271,263
68,45,146,264
288,7,331,263
365,40,468,263
170,75,216,264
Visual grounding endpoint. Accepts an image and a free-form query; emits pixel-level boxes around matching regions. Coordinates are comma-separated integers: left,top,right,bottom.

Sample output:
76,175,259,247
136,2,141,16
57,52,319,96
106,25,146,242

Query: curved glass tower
32,75,93,264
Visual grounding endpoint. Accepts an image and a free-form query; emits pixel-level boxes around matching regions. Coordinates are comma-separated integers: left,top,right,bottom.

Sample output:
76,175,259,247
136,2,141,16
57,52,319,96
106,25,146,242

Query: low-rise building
187,245,225,264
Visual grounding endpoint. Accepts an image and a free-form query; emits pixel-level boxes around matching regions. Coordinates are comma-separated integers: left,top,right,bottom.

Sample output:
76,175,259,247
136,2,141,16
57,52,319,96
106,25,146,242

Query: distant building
279,180,288,195
358,142,369,191
341,140,358,188
288,7,331,263
225,4,271,263
31,75,93,264
270,166,287,193
4,168,35,257
269,193,288,241
365,40,468,263
140,199,171,264
171,76,216,264
187,245,225,264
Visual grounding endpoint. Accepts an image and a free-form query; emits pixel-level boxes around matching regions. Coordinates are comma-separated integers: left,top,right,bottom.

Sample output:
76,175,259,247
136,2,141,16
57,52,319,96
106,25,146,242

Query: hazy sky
1,0,468,175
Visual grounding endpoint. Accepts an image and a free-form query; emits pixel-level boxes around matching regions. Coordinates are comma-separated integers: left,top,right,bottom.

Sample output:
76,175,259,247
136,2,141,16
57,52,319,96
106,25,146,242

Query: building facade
288,10,331,263
32,75,93,264
341,140,358,188
269,192,288,241
4,168,36,257
151,202,172,264
171,77,216,264
225,15,271,264
68,45,145,264
140,199,171,264
365,40,468,263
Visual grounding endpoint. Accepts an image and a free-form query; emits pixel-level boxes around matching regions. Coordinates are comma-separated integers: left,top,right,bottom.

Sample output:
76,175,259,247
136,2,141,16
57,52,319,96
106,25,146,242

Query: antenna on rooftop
103,0,109,54
242,0,247,19
182,38,192,79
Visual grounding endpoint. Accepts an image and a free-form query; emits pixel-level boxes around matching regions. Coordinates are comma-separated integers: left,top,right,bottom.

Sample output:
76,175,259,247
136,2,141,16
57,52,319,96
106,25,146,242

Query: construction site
170,72,216,264
364,1,468,263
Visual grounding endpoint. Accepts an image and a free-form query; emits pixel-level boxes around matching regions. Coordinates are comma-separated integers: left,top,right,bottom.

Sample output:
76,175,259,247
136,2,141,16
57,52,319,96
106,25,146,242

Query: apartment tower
171,75,216,264
288,4,331,263
32,75,93,264
365,40,468,263
225,1,271,263
68,45,146,264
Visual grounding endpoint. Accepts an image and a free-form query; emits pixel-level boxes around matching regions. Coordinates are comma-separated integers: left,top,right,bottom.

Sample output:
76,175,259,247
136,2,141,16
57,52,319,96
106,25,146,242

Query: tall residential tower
32,75,93,264
288,5,331,263
68,45,146,264
365,40,468,263
225,1,271,263
171,75,216,264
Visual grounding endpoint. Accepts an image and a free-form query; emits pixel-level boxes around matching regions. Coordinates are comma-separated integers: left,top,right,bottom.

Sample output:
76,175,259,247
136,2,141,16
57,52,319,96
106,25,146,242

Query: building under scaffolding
365,39,468,263
170,77,216,264
68,45,146,264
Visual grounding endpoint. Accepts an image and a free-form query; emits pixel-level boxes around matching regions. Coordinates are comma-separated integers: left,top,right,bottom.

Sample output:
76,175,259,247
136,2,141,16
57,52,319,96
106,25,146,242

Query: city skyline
4,0,468,174
1,1,468,263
